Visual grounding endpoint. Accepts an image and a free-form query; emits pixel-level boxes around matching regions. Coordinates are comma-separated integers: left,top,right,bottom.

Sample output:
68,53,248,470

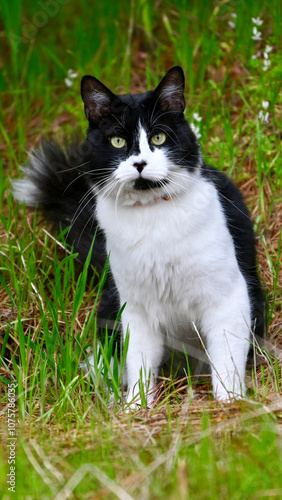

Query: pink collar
133,193,170,207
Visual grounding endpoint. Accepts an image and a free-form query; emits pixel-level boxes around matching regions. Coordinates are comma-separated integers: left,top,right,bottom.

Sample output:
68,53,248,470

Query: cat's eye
110,136,126,149
151,132,167,146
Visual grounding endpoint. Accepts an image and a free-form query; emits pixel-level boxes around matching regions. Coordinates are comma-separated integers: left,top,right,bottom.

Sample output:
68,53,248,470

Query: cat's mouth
133,178,168,191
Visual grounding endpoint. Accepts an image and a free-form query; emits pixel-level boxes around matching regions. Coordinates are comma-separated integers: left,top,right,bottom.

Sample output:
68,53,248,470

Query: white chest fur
96,174,251,403
97,177,243,310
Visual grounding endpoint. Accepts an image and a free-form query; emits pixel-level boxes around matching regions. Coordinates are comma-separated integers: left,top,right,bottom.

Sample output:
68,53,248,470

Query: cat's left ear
81,75,116,122
153,66,185,113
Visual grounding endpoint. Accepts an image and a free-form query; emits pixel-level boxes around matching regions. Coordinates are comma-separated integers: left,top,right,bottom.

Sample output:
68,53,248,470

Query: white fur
90,90,110,105
13,177,40,205
96,127,251,404
13,152,49,205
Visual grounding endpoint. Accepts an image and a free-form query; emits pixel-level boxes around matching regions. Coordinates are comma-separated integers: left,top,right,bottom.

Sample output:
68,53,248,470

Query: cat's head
81,67,202,205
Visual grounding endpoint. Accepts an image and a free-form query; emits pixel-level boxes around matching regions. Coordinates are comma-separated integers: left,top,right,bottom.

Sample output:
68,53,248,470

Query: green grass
0,0,281,498
1,409,282,499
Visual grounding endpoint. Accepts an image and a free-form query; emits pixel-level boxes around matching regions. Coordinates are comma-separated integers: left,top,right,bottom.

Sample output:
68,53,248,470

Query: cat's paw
124,401,141,412
124,392,142,412
214,390,245,403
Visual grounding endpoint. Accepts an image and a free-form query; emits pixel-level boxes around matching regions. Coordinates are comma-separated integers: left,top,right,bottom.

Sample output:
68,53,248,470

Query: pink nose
133,161,147,173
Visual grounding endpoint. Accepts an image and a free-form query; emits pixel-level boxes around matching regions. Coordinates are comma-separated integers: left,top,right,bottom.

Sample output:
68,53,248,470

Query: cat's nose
133,160,147,173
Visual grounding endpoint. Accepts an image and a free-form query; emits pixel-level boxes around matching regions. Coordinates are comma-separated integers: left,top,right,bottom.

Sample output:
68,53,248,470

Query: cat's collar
132,193,171,206
120,189,171,207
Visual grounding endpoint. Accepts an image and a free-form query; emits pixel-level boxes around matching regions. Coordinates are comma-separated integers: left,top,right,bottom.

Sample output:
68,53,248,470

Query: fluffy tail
13,138,120,326
13,138,108,269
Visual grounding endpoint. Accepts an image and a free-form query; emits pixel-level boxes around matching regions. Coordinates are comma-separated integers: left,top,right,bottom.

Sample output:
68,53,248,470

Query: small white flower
68,69,78,79
263,51,269,59
228,20,236,29
64,77,73,87
258,110,269,123
262,100,269,109
193,112,202,122
231,13,237,18
190,123,202,139
265,45,272,53
252,53,260,59
65,69,78,87
252,17,263,25
252,26,262,40
263,59,271,71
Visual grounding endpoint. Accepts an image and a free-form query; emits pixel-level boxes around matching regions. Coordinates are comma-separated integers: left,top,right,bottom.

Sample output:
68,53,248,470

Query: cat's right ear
153,66,185,113
81,76,116,122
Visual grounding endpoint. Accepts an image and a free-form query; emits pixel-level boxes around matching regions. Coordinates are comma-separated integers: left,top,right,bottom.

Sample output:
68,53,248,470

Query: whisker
63,170,91,195
111,114,127,131
67,188,96,239
156,126,181,148
59,160,91,174
75,196,97,246
98,178,119,204
114,181,127,224
67,174,116,236
62,167,115,195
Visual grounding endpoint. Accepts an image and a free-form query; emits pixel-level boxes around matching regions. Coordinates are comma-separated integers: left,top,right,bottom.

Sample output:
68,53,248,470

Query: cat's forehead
118,90,153,108
118,90,153,117
109,90,153,133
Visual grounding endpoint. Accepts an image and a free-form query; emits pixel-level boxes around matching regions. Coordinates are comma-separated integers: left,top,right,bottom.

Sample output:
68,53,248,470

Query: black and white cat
13,66,265,404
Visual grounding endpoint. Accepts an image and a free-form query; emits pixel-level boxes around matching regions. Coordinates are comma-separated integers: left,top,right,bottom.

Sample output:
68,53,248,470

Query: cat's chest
96,180,238,304
97,191,200,262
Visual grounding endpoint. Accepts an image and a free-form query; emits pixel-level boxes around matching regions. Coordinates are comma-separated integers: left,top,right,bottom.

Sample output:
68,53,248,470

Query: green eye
151,132,167,146
110,136,126,149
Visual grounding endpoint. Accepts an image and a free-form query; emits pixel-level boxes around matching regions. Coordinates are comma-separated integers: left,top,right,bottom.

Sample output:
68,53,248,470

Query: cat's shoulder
200,163,255,245
201,163,249,216
201,163,241,195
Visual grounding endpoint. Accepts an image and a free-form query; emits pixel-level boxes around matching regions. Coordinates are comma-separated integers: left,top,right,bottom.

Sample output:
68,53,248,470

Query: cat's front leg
201,294,251,401
122,307,164,408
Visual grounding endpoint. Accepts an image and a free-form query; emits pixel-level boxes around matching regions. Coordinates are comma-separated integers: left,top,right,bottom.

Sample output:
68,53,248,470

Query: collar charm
161,194,170,201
